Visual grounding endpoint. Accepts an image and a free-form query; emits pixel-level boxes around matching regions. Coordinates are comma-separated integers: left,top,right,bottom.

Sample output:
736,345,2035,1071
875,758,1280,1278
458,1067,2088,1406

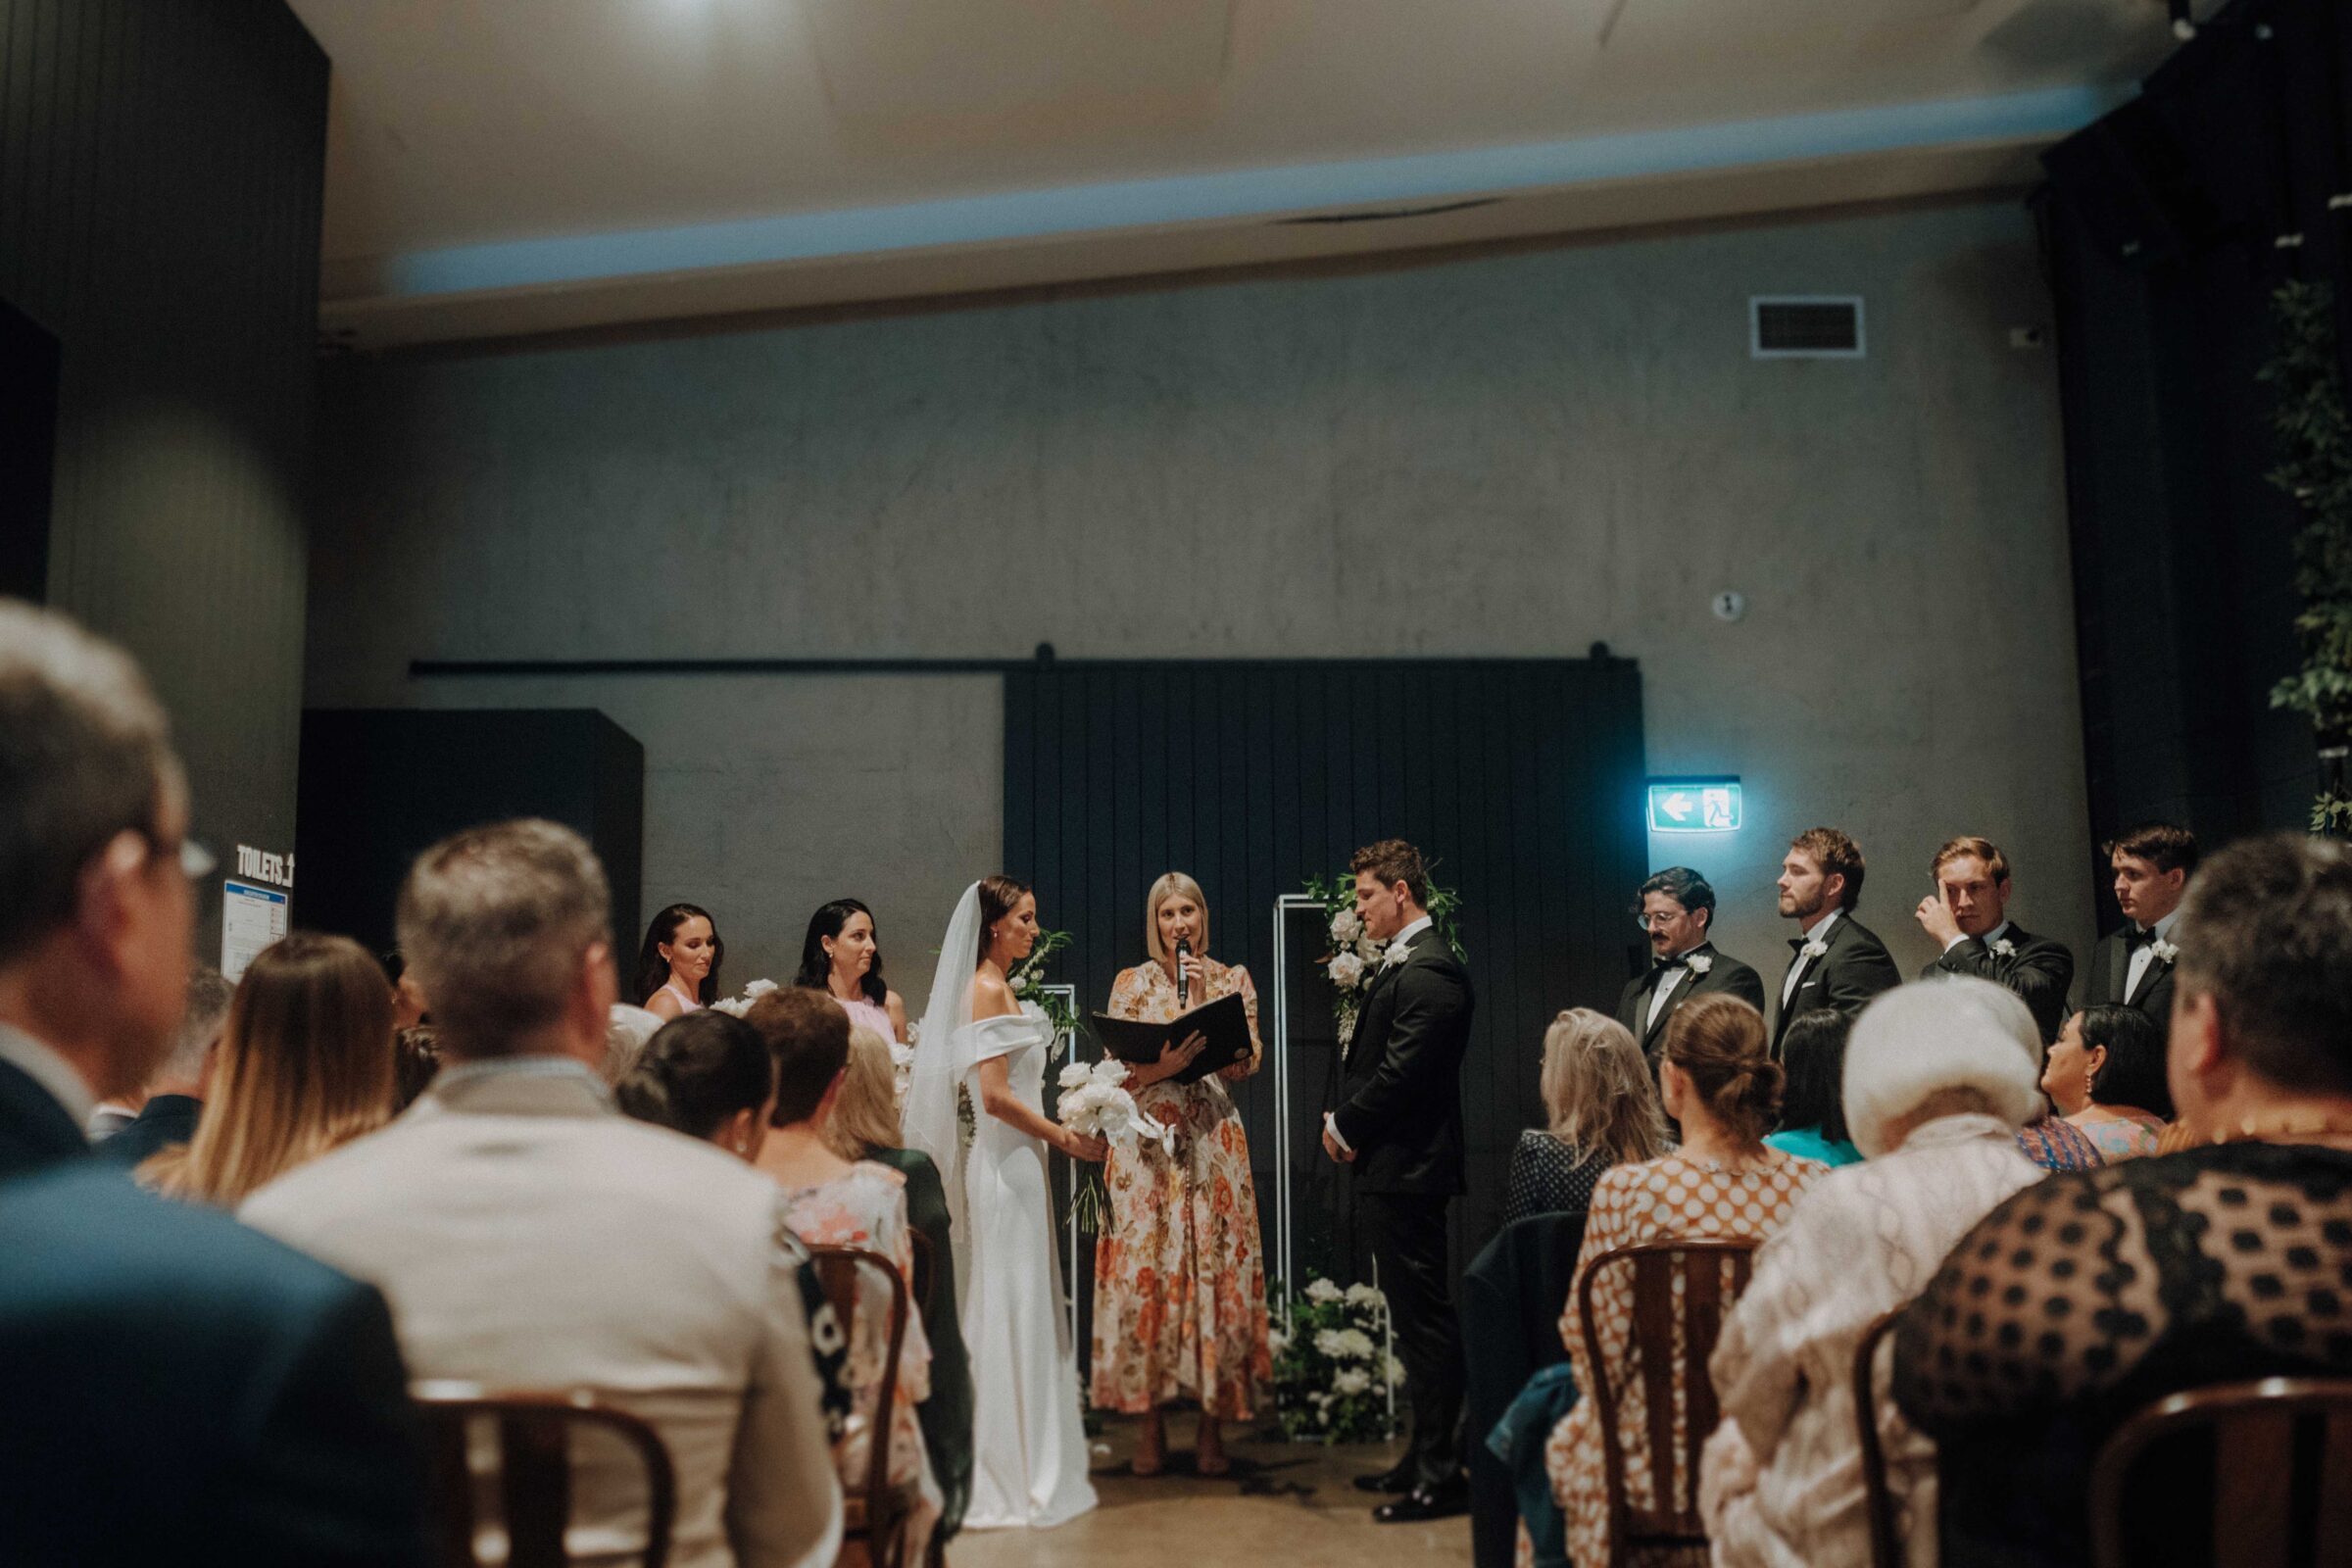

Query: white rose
1386,1353,1407,1387
1328,953,1365,990
1801,939,1829,960
1091,1058,1127,1088
1330,909,1363,944
1381,938,1413,969
1991,938,2018,958
1687,954,1713,975
2152,939,2180,964
1304,1278,1344,1304
1058,1061,1094,1091
1268,1327,1291,1355
1333,1368,1372,1396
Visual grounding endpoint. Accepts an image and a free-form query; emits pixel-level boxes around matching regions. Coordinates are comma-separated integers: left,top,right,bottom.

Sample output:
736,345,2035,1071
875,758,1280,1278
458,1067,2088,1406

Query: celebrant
1090,872,1274,1478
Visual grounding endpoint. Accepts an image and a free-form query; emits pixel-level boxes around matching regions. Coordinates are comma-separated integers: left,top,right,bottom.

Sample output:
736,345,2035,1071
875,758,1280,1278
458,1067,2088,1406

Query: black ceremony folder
1090,992,1252,1085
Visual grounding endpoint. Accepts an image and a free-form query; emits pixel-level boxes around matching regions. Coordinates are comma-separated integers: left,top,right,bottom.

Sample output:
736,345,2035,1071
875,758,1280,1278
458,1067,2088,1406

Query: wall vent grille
1750,296,1865,359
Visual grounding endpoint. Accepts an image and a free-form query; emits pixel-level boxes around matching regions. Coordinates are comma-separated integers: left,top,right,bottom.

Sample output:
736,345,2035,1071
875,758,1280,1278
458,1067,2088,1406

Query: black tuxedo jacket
0,1056,88,1179
1772,913,1903,1052
98,1092,203,1168
1614,943,1767,1055
1917,923,2077,1044
1332,923,1475,1197
2083,927,2179,1024
0,1069,428,1566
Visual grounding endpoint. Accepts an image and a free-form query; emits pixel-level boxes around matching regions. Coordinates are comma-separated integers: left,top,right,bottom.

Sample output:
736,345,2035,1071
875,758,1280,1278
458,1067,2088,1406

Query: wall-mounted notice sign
222,879,289,982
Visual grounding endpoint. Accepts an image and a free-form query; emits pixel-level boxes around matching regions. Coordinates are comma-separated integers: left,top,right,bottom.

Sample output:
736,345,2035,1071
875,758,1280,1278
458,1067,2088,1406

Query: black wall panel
1005,658,1647,1294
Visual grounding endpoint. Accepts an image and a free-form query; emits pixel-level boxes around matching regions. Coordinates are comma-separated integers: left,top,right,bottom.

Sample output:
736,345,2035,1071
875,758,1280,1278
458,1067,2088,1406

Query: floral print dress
1542,1149,1828,1568
777,1162,941,1554
1088,956,1274,1419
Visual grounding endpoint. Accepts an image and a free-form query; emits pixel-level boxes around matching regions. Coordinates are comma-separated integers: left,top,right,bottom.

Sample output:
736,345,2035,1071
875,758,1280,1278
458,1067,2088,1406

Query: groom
1323,838,1475,1522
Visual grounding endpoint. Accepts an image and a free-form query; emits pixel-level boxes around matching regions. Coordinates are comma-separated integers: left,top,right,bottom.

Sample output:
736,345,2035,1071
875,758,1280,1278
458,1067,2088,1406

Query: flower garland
1299,872,1467,1049
1270,1277,1405,1442
1008,927,1085,1054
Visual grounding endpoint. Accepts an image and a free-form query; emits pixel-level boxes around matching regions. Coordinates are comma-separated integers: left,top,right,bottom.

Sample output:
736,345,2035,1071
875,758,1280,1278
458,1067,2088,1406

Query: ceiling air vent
1750,296,1865,359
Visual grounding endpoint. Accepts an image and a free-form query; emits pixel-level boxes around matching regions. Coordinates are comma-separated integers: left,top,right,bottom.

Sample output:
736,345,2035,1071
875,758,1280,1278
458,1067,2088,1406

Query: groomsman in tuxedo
1616,867,1765,1059
1323,838,1475,1523
2083,822,2199,1024
1913,836,2077,1044
1772,827,1902,1052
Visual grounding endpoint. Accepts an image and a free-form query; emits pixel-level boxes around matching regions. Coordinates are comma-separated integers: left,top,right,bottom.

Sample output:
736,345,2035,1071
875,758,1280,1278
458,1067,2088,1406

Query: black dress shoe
1351,1463,1414,1494
1372,1481,1470,1523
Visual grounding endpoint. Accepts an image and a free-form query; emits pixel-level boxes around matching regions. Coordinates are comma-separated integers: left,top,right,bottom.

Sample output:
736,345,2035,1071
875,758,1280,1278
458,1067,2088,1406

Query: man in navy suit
0,601,426,1565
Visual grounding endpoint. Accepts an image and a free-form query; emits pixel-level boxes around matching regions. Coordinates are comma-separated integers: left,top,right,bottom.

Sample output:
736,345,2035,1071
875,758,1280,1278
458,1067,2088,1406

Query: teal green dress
1764,1126,1863,1167
863,1145,974,1537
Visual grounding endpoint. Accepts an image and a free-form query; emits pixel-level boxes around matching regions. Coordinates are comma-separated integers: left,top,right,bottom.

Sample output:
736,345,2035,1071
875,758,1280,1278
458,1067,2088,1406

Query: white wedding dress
905,888,1099,1531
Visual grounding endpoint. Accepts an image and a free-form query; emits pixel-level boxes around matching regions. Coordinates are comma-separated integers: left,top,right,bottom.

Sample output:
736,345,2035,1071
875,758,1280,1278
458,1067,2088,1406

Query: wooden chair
1850,1309,1904,1568
807,1245,914,1568
2088,1377,2352,1568
1576,1238,1759,1568
411,1384,676,1568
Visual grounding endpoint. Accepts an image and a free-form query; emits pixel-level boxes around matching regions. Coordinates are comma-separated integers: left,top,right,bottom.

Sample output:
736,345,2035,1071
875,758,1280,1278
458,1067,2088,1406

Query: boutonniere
1382,937,1415,970
1800,939,1829,961
1990,938,2017,958
1686,954,1713,975
2151,938,2180,965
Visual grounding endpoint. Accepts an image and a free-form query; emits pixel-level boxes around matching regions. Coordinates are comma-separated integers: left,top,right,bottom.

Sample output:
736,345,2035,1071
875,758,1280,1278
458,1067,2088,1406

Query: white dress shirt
1327,913,1436,1155
2126,908,2181,1000
1781,908,1842,1008
1646,948,1702,1034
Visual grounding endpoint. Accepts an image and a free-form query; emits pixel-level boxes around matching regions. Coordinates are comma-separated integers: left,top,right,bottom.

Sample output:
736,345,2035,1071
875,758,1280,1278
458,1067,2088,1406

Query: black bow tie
2125,925,2159,951
1653,956,1689,976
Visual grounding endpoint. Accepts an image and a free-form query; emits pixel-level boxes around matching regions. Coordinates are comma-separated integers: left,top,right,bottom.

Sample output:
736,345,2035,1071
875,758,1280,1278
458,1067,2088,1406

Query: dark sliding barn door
1004,659,1647,1301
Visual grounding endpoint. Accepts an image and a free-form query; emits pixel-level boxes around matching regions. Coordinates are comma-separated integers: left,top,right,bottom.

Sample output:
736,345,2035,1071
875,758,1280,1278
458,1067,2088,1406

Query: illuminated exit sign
1647,779,1741,834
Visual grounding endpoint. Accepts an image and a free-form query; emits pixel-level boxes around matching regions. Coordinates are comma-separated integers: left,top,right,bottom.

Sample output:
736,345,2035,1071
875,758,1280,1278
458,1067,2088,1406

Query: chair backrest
807,1245,913,1567
907,1229,935,1313
1576,1237,1759,1567
1850,1310,1904,1568
2088,1377,2352,1568
412,1384,676,1568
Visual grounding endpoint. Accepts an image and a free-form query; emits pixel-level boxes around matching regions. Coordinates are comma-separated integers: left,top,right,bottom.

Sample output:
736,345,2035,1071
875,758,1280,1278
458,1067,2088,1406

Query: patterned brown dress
1087,956,1274,1419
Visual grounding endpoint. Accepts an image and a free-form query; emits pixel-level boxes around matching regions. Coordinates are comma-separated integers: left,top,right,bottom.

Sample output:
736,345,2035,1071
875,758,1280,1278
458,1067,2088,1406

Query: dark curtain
2040,0,2347,919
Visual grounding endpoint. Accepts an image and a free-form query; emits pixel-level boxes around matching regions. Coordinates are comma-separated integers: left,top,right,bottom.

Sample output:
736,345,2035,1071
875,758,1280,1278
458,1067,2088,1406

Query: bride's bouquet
1054,1058,1170,1234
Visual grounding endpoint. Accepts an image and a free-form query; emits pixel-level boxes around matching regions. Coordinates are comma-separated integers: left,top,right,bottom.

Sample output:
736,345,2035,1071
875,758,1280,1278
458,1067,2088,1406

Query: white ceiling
290,0,2180,348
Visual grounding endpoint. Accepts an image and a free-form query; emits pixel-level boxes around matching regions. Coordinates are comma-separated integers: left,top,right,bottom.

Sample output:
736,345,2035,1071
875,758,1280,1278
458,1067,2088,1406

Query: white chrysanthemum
1304,1278,1344,1304
710,996,754,1018
1345,1282,1383,1307
1333,1368,1372,1396
1012,972,1032,994
1267,1327,1291,1355
1058,1061,1094,1091
1386,1354,1407,1387
1327,953,1365,990
743,978,778,999
1333,1329,1377,1360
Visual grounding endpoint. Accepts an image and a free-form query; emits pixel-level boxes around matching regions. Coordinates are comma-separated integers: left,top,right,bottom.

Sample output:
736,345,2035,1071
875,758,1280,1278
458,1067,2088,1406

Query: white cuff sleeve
1324,1111,1352,1154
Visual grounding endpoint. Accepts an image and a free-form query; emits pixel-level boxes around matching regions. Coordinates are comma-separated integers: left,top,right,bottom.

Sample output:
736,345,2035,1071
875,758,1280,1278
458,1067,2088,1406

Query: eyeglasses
131,826,217,884
1633,910,1688,931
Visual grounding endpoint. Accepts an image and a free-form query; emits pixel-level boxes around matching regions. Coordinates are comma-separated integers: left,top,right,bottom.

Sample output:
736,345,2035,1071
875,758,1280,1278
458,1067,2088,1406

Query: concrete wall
308,198,2093,1001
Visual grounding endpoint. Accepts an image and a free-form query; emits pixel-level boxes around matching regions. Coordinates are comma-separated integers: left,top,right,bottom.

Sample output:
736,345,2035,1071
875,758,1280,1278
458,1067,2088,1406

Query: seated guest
2082,821,2197,1024
746,988,941,1562
2043,1004,2171,1161
1505,1008,1668,1224
827,1022,974,1542
616,1009,777,1158
99,963,231,1167
1912,836,2076,1043
1703,979,2045,1568
1894,832,2352,1568
1764,1009,1861,1167
1544,996,1829,1568
392,1024,441,1110
0,601,425,1562
242,819,842,1568
142,932,395,1204
1615,867,1765,1060
637,902,723,1019
1772,828,1902,1053
2012,1110,2105,1173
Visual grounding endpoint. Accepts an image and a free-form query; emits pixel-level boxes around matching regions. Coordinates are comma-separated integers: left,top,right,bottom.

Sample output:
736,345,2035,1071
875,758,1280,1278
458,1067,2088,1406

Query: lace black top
1890,1142,2352,1568
1502,1130,1614,1225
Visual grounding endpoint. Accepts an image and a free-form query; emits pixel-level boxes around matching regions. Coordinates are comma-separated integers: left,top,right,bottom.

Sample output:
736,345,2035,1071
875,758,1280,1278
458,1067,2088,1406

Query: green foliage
1008,928,1086,1052
2261,281,2352,837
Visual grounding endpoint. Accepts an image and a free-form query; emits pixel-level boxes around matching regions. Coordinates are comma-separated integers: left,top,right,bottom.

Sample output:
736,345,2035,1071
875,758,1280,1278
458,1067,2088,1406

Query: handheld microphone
1176,938,1192,1007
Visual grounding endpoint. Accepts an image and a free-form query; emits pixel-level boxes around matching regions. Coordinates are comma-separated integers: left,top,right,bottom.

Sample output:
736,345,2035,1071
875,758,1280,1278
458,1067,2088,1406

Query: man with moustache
1616,867,1765,1061
2082,822,2198,1025
1772,827,1902,1053
1913,836,2076,1045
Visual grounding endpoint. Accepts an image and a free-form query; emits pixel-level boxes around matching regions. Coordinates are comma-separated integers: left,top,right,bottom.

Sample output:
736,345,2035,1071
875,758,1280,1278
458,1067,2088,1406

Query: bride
906,875,1104,1530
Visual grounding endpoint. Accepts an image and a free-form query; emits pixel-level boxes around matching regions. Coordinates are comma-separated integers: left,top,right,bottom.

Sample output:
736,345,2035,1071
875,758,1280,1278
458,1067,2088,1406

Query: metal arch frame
1042,982,1085,1348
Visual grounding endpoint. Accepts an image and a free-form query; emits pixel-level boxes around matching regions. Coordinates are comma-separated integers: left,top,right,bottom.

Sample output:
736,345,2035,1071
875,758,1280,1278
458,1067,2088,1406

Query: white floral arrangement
1990,938,2018,959
710,978,779,1018
1271,1275,1404,1443
1054,1058,1169,1234
1687,953,1714,975
1800,938,1829,961
2151,938,2180,965
1299,872,1465,1050
889,1022,917,1111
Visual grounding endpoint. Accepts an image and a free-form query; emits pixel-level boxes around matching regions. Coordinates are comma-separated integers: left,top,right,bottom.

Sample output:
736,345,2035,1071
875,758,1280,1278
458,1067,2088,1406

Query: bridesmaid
794,898,910,1043
1092,872,1273,1477
635,903,722,1020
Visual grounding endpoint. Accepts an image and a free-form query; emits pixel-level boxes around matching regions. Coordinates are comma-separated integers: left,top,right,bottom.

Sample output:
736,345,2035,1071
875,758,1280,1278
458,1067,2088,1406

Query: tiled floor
946,1418,1474,1568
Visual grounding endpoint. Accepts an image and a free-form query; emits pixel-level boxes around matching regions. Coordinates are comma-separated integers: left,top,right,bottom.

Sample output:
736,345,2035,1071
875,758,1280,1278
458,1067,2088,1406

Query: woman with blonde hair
1091,870,1273,1478
142,932,394,1205
1506,1008,1669,1224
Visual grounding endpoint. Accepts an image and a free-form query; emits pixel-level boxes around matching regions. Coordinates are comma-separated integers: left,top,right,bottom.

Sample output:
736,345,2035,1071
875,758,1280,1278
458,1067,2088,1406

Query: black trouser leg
1359,1191,1463,1492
